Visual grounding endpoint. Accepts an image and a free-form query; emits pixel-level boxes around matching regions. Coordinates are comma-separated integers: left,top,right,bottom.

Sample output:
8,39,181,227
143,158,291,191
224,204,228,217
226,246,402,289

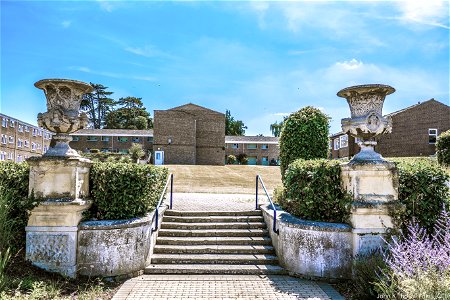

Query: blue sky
1,0,449,135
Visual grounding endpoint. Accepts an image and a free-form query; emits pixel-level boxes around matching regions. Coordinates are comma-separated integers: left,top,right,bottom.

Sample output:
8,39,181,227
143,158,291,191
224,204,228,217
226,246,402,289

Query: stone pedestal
341,161,399,257
26,156,92,278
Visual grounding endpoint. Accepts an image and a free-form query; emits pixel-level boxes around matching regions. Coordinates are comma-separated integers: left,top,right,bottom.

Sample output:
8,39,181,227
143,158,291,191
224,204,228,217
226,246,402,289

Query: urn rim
337,84,395,98
34,78,93,93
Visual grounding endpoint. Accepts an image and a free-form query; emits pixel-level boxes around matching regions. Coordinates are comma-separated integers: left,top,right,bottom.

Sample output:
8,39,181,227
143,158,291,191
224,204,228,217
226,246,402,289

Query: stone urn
337,84,395,163
35,79,93,157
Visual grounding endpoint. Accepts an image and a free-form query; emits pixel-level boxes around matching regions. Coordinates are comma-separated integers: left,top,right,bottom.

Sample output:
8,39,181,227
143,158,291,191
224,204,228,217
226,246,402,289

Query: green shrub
129,143,145,162
352,251,386,300
282,159,352,223
236,153,248,165
391,158,450,231
279,106,330,177
437,129,450,167
82,152,130,162
90,162,168,220
272,184,286,205
226,155,237,165
0,162,35,252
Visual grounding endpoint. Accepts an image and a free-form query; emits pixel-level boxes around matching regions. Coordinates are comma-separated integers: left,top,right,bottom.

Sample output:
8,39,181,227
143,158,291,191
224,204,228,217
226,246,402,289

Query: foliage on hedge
0,162,36,252
279,106,330,177
391,158,450,232
90,162,169,220
282,159,352,223
436,129,450,167
81,152,132,163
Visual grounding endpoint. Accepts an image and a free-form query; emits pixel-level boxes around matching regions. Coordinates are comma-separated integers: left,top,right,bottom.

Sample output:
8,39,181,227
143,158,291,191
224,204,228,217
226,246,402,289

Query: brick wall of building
0,114,52,162
225,136,280,165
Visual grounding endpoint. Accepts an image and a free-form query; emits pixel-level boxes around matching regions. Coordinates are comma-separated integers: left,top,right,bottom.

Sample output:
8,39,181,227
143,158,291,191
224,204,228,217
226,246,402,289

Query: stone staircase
145,210,287,275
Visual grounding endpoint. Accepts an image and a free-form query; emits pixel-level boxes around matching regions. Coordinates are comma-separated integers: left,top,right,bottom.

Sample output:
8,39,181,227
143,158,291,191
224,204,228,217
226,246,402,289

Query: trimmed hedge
279,106,330,177
0,161,35,251
282,159,352,223
90,162,168,220
436,129,450,167
391,158,450,231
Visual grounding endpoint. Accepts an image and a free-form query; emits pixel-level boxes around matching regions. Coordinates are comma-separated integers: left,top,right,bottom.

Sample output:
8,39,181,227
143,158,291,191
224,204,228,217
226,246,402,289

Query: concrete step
153,245,275,255
156,236,273,246
164,210,262,217
144,264,288,275
151,254,279,265
158,228,269,237
160,222,267,230
163,215,264,223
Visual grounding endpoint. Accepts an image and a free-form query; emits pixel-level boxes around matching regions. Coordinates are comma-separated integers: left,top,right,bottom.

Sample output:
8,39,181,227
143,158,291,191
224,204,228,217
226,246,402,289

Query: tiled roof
167,103,224,115
225,136,279,144
72,129,153,136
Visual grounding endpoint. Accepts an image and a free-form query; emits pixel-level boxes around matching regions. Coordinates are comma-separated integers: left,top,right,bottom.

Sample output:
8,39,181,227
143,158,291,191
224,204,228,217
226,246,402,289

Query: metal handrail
256,175,279,234
152,173,173,233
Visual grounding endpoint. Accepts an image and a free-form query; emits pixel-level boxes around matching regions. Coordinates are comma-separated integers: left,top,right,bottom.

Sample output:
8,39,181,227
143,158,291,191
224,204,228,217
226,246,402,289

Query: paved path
112,275,344,300
167,193,268,212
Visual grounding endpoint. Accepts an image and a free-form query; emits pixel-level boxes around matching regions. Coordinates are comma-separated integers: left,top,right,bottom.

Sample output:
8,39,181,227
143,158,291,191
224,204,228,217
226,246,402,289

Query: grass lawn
165,165,282,194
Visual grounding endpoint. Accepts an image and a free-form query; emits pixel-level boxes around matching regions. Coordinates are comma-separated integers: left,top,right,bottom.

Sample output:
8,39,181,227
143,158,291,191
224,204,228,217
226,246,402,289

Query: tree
129,143,145,163
81,83,115,129
105,97,153,129
279,106,330,177
225,110,247,136
270,120,284,137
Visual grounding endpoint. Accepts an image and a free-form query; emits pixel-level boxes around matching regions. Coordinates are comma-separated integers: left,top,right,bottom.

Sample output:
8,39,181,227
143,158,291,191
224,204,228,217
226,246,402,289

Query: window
334,138,340,150
232,143,239,149
8,136,14,144
355,137,362,144
17,155,22,162
17,139,23,148
38,129,42,136
329,140,333,150
7,152,13,160
247,144,257,150
10,120,15,127
119,149,129,154
43,146,48,152
2,118,7,127
0,152,5,161
1,135,6,144
261,156,269,166
101,136,110,142
339,134,348,148
37,143,41,149
261,144,268,150
24,125,29,132
72,136,80,141
18,124,23,132
118,137,128,142
132,137,141,143
31,142,36,151
101,148,110,153
429,129,438,144
87,136,98,142
32,128,37,136
24,140,29,148
147,137,154,143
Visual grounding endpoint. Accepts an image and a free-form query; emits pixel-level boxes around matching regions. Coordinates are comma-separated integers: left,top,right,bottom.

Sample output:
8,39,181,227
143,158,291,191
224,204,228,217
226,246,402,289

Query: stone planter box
77,206,166,277
261,205,352,280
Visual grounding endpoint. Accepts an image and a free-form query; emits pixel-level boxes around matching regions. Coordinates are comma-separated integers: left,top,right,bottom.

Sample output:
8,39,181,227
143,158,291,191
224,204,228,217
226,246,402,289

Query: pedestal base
28,156,92,200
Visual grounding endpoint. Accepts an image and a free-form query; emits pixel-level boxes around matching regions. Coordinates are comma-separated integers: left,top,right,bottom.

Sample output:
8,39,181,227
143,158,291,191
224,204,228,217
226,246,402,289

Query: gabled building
153,103,225,165
330,99,450,159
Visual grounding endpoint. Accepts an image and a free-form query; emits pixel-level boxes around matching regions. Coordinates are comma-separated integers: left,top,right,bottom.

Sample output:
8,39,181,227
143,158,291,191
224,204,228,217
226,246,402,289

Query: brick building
153,103,225,165
330,99,450,159
69,129,153,156
225,136,279,165
0,113,52,162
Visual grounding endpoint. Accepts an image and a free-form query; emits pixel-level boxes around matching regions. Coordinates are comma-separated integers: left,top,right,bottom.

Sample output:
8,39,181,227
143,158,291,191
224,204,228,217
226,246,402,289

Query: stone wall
260,205,353,280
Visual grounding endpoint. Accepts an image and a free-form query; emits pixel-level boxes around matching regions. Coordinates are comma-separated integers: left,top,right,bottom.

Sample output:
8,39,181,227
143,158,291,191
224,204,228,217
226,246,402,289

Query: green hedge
90,162,169,220
436,129,450,167
0,162,35,252
391,158,450,231
282,159,352,223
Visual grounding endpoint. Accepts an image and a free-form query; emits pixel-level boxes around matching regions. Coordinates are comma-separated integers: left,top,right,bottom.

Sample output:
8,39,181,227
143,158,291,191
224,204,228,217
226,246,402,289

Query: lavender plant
375,209,450,299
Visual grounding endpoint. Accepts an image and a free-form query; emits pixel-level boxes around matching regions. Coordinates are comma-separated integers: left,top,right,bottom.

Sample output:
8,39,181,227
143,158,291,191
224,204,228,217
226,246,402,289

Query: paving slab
112,275,344,300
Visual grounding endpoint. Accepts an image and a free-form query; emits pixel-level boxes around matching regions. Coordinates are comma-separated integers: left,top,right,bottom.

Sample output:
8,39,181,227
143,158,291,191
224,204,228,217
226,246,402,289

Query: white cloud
96,0,117,13
396,0,449,29
335,59,364,70
69,66,156,82
61,20,72,28
125,45,175,59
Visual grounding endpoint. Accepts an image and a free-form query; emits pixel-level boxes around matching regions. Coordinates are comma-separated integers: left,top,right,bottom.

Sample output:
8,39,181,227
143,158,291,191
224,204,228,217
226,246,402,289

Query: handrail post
153,207,159,232
255,175,259,210
169,173,173,209
273,209,277,233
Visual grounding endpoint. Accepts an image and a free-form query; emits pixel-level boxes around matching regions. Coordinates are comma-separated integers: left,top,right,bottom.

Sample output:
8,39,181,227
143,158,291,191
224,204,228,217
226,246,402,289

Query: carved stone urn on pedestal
26,79,93,278
337,84,400,257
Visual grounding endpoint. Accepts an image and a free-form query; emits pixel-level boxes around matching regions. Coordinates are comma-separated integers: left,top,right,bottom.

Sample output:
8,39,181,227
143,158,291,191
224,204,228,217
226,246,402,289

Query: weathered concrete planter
77,207,166,277
261,205,352,280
